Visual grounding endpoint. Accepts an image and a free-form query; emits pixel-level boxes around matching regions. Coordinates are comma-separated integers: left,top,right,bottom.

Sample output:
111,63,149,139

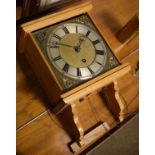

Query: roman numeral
86,30,90,37
53,56,61,61
96,50,104,55
63,27,69,34
63,63,69,72
77,68,81,76
88,67,94,74
76,25,78,33
53,34,61,40
93,39,100,45
96,61,103,66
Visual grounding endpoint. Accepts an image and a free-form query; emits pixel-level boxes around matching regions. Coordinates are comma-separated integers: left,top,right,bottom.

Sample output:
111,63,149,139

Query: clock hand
78,37,86,47
58,43,74,48
74,37,86,53
59,42,83,53
48,41,74,48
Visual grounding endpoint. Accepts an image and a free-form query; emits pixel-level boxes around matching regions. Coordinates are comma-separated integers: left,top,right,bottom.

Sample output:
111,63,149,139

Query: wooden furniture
17,0,139,154
103,71,139,122
117,13,139,43
18,0,93,106
18,0,139,152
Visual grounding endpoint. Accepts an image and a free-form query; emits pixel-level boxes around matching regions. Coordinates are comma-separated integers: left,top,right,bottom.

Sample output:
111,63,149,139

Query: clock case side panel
24,33,63,105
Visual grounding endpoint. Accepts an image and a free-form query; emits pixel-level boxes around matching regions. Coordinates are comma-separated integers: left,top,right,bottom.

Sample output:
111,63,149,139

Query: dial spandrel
33,14,120,90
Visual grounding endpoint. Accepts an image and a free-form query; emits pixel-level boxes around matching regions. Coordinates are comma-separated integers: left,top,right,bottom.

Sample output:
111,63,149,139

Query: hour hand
77,36,86,47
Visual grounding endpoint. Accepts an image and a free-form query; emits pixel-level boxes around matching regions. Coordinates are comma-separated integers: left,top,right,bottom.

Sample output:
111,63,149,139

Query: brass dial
59,34,95,68
46,23,107,80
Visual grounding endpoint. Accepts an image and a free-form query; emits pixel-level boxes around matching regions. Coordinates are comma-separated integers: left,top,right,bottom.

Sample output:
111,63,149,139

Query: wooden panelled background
16,0,139,154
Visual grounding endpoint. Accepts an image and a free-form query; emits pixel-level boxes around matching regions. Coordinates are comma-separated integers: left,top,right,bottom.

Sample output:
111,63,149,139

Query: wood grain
16,53,50,129
16,6,22,20
25,33,62,105
121,49,139,73
117,14,139,43
16,112,72,155
88,0,139,61
87,92,117,128
102,84,121,121
114,72,139,121
103,71,139,122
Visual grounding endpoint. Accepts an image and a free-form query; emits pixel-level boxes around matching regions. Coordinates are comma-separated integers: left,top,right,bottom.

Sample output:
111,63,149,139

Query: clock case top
18,0,121,106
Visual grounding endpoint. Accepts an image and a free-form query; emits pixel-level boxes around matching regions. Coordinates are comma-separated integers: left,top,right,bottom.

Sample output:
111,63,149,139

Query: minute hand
58,43,74,48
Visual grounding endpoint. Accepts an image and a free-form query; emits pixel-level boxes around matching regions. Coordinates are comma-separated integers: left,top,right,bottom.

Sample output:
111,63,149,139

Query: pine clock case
32,14,120,91
18,0,120,106
18,0,94,105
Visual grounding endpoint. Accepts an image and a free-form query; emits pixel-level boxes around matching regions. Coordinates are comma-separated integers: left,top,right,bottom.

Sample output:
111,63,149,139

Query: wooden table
16,0,139,154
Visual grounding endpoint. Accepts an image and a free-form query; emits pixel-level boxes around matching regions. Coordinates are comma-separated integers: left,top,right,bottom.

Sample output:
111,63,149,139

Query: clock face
33,14,120,90
46,23,107,80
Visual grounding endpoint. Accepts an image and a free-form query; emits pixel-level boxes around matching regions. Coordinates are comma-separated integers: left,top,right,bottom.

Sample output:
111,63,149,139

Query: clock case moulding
18,0,138,153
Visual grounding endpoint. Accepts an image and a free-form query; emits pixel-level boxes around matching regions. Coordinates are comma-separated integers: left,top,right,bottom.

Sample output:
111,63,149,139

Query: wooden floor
16,0,139,154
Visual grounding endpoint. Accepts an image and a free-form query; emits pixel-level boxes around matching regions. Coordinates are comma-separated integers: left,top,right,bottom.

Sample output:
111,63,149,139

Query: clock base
54,63,138,153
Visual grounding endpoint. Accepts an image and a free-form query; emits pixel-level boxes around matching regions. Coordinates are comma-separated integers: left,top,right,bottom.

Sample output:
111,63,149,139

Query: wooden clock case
18,0,139,153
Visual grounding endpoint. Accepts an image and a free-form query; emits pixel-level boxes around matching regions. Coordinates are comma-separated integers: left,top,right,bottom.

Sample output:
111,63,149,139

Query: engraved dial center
59,33,95,68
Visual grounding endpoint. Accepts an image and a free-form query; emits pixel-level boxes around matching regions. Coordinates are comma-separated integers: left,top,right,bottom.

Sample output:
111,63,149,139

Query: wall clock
32,14,119,91
18,0,137,153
